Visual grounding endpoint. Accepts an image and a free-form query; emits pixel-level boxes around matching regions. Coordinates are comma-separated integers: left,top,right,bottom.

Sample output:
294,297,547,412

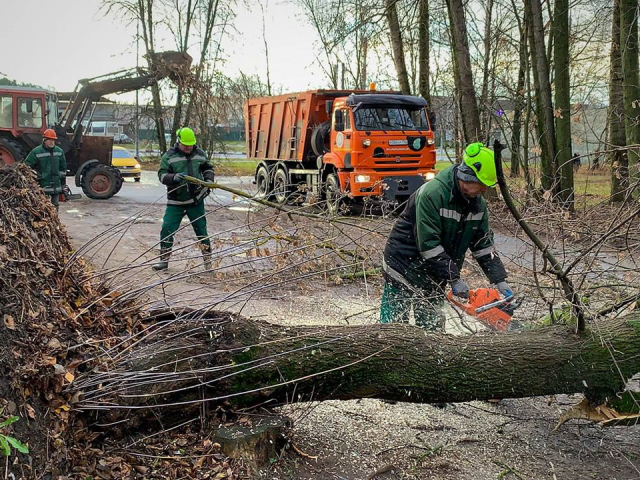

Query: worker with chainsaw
24,129,67,212
153,127,215,271
380,142,513,330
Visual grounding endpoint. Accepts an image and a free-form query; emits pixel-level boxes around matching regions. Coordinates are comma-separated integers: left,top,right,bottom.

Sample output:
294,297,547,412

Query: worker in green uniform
24,129,67,211
380,142,513,330
153,127,215,271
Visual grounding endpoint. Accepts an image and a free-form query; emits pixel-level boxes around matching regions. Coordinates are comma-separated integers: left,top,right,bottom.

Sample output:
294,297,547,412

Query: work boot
152,248,171,271
202,246,212,271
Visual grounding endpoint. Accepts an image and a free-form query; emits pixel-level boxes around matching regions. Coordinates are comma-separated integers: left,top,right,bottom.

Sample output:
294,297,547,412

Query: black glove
174,172,186,183
451,278,469,299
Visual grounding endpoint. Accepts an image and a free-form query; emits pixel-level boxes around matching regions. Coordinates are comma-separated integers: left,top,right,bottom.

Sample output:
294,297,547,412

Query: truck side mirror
428,111,436,131
334,110,344,132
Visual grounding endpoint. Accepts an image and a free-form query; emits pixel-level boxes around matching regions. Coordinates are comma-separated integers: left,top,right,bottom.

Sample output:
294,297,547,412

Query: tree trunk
479,0,494,143
184,0,221,126
553,0,574,209
610,0,630,202
386,0,411,94
620,0,640,186
76,314,640,416
418,0,431,105
138,0,167,153
526,0,556,192
446,0,482,143
510,1,528,178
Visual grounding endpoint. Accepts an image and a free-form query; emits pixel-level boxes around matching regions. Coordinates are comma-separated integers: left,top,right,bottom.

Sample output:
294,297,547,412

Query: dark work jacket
158,146,215,206
383,165,507,290
24,143,67,194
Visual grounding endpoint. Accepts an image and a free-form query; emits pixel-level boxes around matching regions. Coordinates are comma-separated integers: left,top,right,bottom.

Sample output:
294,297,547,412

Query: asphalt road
67,171,256,206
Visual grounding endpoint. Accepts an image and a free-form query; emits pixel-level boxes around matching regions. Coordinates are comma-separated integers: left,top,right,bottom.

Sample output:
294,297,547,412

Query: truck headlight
362,139,371,147
424,172,436,181
134,163,141,169
426,138,435,145
355,174,370,183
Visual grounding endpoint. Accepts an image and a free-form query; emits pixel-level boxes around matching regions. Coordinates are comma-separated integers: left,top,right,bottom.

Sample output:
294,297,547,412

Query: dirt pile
0,165,242,479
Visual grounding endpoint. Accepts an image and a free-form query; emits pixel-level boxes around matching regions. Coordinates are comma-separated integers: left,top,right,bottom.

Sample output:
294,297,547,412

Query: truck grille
373,167,420,172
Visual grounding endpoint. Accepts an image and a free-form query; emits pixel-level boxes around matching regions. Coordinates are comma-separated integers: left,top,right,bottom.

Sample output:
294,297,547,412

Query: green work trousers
160,202,211,251
379,279,445,331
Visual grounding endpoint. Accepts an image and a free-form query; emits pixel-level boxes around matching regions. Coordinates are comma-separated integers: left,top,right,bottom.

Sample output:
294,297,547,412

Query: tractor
0,51,191,199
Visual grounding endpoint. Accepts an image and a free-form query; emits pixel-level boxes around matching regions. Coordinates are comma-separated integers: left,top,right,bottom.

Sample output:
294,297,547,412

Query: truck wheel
273,168,290,204
255,165,272,199
324,173,343,214
0,137,26,166
311,121,331,157
81,164,119,199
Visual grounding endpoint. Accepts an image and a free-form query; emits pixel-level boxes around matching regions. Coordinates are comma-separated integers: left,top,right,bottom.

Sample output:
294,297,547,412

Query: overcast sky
1,0,322,101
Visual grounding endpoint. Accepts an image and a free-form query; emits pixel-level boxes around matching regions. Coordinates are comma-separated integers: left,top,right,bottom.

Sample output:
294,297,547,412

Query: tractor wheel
81,164,119,199
255,165,272,199
0,137,26,166
273,168,290,204
310,121,331,157
111,167,124,194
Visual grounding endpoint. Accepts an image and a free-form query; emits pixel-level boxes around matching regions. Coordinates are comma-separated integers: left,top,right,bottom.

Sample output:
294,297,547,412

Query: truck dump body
246,90,343,163
245,89,437,205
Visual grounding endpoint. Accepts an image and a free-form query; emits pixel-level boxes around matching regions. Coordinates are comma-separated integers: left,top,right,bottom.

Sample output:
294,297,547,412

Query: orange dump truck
245,87,437,210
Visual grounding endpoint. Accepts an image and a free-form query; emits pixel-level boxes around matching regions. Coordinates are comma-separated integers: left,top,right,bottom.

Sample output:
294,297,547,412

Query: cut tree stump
214,415,290,472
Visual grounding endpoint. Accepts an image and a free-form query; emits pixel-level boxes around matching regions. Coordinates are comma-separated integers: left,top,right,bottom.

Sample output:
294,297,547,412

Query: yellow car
111,146,141,182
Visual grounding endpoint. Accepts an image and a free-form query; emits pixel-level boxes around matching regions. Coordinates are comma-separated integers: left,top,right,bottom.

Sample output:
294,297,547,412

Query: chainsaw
447,288,522,331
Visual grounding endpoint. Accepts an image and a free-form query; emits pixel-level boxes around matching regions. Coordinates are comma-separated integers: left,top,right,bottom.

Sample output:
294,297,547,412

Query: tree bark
510,1,527,178
526,0,557,192
446,0,481,143
138,0,167,153
553,0,574,208
610,0,630,202
479,0,494,143
418,0,431,105
620,0,640,186
386,0,411,94
76,314,640,415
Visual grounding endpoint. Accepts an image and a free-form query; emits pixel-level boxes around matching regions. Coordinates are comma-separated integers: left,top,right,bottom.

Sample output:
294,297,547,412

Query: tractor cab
0,86,58,164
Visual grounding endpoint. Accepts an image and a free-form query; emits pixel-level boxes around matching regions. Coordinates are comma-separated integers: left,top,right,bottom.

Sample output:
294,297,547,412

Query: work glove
174,172,186,183
495,281,514,299
451,278,469,299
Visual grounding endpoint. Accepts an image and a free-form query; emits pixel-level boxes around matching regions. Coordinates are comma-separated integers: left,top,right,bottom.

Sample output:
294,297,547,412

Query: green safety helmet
463,142,497,187
176,127,197,146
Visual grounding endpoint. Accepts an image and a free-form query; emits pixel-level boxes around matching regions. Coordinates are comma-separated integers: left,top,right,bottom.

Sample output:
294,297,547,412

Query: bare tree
526,0,557,192
554,0,575,208
610,0,629,202
418,0,431,104
620,0,640,186
386,0,411,94
446,0,481,143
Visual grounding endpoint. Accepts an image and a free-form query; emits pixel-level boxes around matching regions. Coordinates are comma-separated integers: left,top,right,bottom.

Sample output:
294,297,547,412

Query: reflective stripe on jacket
24,144,67,194
383,165,506,288
158,146,215,206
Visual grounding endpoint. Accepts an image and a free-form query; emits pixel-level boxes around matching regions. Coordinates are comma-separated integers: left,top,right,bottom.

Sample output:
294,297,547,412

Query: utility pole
135,19,140,159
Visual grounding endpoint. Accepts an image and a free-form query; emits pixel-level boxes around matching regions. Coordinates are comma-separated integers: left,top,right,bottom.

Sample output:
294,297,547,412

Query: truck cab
323,93,436,203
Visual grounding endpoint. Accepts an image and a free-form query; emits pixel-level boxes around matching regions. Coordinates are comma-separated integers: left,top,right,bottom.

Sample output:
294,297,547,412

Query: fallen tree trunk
75,313,640,415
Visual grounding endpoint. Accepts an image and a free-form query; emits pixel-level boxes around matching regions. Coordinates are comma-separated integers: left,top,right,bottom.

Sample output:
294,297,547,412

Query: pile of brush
0,165,242,479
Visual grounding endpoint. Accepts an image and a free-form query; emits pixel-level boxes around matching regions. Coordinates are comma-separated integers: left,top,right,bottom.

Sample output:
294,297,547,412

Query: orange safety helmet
43,129,57,140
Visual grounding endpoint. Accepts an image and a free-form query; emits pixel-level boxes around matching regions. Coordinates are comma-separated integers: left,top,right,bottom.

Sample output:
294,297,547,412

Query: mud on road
58,182,640,480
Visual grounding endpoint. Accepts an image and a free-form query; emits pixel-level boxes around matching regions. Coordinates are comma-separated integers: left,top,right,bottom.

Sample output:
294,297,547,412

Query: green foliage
0,415,29,457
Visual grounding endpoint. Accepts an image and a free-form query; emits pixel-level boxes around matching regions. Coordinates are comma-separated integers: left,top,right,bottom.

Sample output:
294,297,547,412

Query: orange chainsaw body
447,288,514,331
